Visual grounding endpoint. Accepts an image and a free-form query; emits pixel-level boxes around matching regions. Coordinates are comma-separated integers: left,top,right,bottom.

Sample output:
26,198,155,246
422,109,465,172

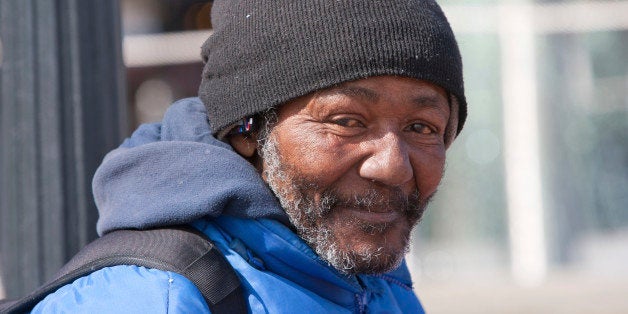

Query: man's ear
444,94,459,149
229,133,258,158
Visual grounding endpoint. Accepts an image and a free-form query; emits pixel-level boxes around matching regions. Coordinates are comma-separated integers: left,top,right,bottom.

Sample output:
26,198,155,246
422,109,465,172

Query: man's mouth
345,206,401,224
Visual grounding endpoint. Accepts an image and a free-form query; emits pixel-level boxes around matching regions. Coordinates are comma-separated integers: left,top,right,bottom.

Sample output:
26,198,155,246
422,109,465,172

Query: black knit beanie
199,0,466,136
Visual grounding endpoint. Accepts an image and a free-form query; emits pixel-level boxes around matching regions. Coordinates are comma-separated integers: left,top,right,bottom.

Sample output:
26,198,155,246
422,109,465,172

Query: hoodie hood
93,98,289,236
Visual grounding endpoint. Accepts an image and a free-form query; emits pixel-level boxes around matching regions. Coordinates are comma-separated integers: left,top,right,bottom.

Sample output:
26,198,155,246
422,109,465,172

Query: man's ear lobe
229,133,258,157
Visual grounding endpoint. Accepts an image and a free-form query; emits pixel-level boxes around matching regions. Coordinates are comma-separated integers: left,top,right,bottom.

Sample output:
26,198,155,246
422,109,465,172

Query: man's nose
358,132,413,187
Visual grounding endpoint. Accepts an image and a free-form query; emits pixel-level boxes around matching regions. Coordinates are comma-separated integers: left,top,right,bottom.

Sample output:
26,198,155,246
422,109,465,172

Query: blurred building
121,0,212,128
413,1,628,312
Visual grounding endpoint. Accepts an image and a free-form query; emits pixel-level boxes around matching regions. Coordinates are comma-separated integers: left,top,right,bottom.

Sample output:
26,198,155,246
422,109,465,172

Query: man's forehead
312,77,450,110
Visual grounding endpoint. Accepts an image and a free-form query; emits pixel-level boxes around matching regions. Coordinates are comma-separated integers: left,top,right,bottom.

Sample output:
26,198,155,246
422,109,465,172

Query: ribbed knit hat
199,0,466,136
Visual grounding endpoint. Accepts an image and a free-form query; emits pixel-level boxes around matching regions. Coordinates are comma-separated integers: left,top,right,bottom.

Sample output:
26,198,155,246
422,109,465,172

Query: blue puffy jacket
33,217,424,313
31,99,425,313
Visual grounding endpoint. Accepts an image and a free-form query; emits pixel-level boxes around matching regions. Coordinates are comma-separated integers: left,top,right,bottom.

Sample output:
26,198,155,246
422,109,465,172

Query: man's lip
346,207,401,224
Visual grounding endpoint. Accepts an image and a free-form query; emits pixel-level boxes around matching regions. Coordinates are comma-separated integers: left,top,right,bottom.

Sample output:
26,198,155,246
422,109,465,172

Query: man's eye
408,123,435,134
332,118,364,128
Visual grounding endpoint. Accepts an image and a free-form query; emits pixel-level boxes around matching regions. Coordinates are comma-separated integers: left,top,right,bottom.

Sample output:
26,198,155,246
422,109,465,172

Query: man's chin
345,252,406,275
311,213,413,275
319,238,408,275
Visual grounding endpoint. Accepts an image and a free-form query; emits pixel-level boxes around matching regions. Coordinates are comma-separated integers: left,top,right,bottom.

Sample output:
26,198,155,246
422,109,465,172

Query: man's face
260,75,450,275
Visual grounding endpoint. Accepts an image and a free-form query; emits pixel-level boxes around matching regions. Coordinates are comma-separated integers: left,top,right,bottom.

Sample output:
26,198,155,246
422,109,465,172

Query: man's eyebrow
412,95,446,108
326,85,447,112
334,85,380,102
410,95,450,122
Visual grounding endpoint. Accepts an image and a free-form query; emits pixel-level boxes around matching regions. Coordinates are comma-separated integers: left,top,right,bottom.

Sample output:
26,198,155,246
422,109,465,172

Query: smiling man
247,77,455,276
32,0,466,313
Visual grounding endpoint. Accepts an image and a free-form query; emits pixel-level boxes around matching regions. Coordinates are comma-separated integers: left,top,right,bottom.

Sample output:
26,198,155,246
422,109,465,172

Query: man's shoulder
31,265,210,313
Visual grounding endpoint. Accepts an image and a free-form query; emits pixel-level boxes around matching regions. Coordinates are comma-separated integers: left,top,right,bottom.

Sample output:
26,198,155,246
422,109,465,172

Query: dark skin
231,75,452,267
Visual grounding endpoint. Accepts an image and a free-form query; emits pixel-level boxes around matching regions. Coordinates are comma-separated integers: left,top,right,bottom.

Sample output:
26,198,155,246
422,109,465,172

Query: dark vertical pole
0,0,126,298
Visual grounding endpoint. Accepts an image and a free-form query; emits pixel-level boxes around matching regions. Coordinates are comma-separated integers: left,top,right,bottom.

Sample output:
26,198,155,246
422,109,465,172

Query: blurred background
1,0,627,313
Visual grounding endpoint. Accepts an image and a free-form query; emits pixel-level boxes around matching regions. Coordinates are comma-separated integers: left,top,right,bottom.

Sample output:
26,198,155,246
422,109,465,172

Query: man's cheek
414,158,446,198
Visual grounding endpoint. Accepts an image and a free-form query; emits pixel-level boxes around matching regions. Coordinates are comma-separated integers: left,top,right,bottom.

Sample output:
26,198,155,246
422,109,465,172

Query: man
32,0,466,312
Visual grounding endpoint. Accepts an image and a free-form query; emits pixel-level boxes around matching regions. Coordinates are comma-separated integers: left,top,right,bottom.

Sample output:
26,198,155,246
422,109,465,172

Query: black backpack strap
0,226,247,314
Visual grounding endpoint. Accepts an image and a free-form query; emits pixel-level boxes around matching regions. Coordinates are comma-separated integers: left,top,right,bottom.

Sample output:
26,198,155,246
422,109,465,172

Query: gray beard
260,133,427,275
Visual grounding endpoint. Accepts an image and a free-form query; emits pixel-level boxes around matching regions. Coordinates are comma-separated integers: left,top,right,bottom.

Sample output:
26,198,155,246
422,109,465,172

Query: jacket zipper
354,291,368,314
